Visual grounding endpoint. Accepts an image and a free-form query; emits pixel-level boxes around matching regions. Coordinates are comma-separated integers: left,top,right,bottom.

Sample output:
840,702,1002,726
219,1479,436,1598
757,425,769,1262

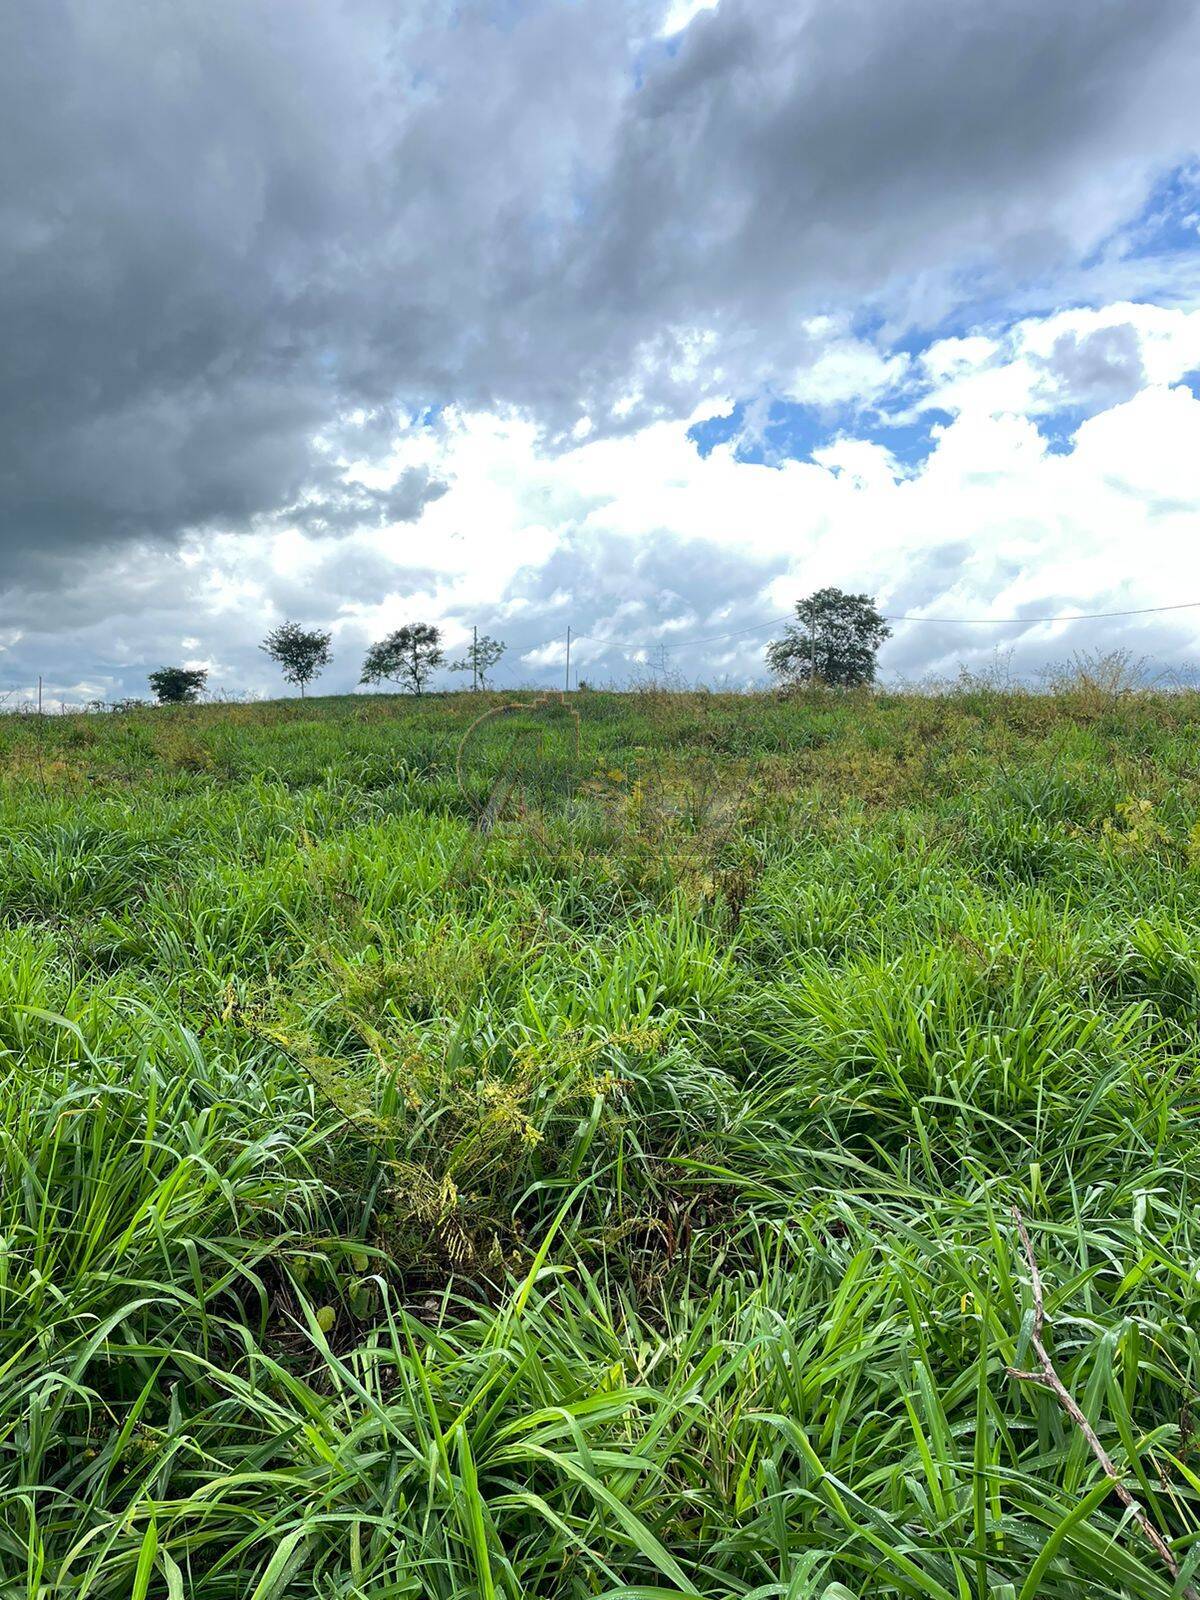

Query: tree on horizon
260,621,333,697
449,632,506,690
767,587,891,687
359,623,444,696
148,665,208,704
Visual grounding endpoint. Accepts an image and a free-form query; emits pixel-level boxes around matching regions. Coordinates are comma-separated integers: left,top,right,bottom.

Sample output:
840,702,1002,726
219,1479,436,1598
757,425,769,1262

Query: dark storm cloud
0,0,661,571
574,1,1200,359
2,0,1199,584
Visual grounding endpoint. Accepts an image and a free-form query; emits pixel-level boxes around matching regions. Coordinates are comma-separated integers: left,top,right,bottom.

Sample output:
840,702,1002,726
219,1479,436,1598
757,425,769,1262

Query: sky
2,0,1200,705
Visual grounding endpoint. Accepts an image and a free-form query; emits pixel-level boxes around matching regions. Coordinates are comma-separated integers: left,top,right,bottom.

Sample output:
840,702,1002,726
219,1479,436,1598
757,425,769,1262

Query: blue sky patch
689,396,953,470
1036,404,1090,456
1110,161,1200,264
874,409,953,467
687,400,840,465
687,404,744,458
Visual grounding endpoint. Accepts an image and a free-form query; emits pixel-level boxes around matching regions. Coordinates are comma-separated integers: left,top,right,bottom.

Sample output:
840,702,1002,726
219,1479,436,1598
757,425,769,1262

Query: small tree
767,587,891,688
359,623,444,696
260,620,333,697
148,666,208,704
449,632,506,690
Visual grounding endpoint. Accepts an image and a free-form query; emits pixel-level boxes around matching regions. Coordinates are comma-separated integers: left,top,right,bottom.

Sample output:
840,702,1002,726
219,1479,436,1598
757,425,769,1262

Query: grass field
5,684,1200,1598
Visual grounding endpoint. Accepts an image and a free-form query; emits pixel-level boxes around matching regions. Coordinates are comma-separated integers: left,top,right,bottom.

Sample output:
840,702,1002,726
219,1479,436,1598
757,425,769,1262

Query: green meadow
5,684,1200,1598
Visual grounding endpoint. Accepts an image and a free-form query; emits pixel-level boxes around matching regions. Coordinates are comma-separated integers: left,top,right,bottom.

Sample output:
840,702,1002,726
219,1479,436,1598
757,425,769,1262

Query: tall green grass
3,688,1200,1596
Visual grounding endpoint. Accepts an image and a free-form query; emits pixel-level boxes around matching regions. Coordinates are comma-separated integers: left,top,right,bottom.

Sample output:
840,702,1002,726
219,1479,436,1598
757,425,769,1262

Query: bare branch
1007,1207,1193,1593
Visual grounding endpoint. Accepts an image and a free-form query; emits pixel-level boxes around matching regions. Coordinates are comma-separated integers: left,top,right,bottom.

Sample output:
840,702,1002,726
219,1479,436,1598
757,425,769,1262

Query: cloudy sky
3,0,1200,704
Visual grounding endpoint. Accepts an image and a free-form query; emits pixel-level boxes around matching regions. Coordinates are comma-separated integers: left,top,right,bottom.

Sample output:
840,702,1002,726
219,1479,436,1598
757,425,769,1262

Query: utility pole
564,626,572,693
472,625,478,692
37,675,43,716
809,601,817,687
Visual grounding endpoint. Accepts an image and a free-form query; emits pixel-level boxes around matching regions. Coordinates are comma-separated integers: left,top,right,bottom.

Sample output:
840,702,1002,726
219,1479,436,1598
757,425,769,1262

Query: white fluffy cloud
5,296,1198,705
916,302,1200,419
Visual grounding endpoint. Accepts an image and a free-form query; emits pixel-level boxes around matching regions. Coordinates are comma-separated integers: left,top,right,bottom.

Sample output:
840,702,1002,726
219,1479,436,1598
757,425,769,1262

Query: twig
1007,1206,1194,1593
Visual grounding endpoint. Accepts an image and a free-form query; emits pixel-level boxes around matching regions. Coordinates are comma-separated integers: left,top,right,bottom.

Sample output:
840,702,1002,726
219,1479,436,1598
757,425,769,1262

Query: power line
882,599,1200,625
639,597,1200,654
658,615,794,650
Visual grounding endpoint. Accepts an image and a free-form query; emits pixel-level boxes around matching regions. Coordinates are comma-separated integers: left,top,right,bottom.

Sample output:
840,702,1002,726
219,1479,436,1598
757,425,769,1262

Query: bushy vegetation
4,684,1200,1597
768,588,892,687
147,666,208,705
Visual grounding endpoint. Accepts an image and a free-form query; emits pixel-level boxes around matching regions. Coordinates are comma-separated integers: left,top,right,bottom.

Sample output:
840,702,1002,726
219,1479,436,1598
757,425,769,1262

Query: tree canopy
767,587,891,687
147,666,208,704
359,624,444,696
260,621,333,696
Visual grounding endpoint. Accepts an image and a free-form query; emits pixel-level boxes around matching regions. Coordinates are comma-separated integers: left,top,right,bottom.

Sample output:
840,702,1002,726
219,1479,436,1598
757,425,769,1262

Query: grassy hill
4,686,1200,1597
